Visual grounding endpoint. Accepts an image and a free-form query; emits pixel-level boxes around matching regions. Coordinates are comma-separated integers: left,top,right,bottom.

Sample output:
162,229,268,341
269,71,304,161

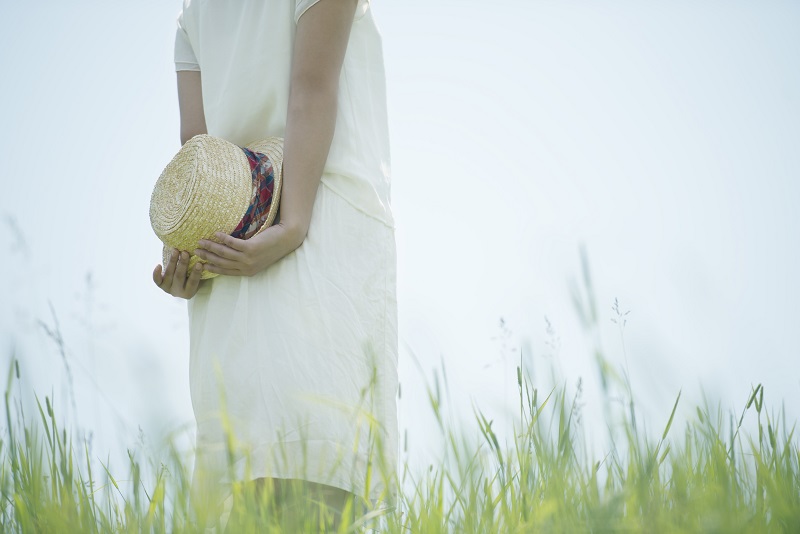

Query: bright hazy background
1,0,798,484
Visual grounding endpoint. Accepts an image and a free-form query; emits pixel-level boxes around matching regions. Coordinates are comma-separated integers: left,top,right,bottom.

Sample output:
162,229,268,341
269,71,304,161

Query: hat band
230,146,276,240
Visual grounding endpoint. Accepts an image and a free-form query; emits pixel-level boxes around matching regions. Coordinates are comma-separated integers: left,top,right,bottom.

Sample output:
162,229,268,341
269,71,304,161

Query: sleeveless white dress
173,0,398,512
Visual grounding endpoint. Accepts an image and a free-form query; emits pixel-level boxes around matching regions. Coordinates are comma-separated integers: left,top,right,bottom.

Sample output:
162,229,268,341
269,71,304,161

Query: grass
2,344,799,532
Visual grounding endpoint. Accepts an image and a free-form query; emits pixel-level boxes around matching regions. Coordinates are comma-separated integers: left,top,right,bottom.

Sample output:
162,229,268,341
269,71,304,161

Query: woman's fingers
153,264,164,285
153,248,204,299
159,249,180,289
196,237,246,260
171,251,190,293
214,232,248,252
193,247,241,270
183,262,203,297
202,262,240,277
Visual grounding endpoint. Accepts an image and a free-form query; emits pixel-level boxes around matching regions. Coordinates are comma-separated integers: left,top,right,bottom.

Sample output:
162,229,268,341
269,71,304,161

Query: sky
0,0,798,487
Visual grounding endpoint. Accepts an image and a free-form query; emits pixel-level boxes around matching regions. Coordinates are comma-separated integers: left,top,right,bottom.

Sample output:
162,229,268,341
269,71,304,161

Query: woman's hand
192,221,305,277
153,249,204,299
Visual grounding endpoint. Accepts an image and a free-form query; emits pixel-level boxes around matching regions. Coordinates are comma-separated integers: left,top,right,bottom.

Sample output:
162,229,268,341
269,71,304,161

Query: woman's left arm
195,0,358,277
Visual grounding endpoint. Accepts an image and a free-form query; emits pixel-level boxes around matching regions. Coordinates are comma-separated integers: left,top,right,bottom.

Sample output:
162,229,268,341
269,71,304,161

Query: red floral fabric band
230,147,277,240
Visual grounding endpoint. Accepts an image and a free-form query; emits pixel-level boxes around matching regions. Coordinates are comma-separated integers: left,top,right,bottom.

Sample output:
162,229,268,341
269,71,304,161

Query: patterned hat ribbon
230,146,276,240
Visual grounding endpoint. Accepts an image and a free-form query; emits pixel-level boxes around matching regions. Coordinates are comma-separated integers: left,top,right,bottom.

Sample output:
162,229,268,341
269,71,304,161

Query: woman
151,0,399,529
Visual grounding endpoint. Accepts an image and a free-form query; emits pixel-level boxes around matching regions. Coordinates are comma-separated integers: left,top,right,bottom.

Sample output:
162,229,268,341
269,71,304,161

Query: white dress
173,0,398,512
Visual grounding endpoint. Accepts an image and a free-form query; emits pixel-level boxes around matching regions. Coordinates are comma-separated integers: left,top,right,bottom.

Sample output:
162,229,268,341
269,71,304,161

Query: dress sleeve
294,0,370,24
174,10,200,72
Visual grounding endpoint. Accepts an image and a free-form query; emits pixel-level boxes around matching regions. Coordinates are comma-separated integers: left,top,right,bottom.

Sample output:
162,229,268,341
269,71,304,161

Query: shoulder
177,0,203,29
294,0,371,25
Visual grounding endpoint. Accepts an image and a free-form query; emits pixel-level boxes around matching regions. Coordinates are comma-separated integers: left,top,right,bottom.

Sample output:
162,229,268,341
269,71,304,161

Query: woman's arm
193,0,358,277
177,71,208,145
279,0,358,239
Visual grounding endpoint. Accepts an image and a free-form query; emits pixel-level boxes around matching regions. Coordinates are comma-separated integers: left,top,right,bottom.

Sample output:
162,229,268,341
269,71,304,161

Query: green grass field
2,343,799,533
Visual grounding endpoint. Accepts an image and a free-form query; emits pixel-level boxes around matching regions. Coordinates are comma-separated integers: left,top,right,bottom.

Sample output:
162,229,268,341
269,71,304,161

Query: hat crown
150,134,253,244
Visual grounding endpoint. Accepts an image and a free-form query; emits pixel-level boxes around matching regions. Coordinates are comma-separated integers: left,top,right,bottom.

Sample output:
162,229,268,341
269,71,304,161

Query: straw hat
150,134,283,280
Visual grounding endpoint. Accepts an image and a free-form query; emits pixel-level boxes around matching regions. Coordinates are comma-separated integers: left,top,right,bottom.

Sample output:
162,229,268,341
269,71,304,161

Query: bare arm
193,0,358,276
177,70,208,145
279,0,358,239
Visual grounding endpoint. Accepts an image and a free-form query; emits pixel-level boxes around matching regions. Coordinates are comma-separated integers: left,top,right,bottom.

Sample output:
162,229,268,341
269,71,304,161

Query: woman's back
175,0,394,227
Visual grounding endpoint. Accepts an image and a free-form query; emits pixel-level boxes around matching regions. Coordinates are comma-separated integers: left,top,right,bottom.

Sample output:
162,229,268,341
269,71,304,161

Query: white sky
1,0,798,482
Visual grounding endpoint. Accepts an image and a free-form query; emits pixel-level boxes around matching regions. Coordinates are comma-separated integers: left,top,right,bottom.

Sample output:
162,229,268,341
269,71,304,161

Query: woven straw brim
150,134,284,281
